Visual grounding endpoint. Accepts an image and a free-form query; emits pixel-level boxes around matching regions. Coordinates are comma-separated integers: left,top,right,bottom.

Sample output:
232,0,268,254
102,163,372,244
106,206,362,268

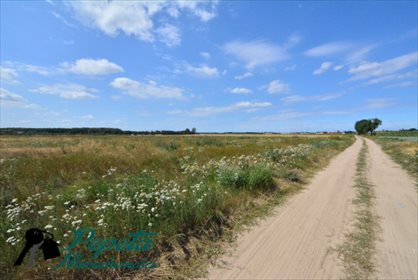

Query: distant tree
191,127,196,134
355,118,382,135
369,118,382,135
355,119,371,135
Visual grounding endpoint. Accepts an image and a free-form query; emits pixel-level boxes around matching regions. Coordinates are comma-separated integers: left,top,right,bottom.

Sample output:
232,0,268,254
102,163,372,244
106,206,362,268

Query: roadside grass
0,134,354,279
371,132,418,179
336,139,379,280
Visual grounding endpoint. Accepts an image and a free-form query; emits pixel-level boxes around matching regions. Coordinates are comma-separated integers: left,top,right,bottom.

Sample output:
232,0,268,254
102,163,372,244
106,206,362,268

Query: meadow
0,134,354,279
373,131,418,178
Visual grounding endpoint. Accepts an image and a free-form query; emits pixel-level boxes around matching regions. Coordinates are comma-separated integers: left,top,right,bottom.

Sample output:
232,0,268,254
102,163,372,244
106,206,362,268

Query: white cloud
51,11,76,28
0,67,19,83
266,80,290,94
31,84,98,99
60,58,123,75
3,62,51,76
80,114,94,120
255,109,311,121
230,87,252,94
223,40,290,69
313,62,333,75
0,88,39,109
200,52,211,60
281,93,342,104
346,46,374,63
67,1,218,46
348,52,418,81
366,98,395,109
175,1,217,21
283,34,302,49
156,24,181,47
172,101,272,116
185,64,219,77
384,81,416,88
334,65,344,71
304,42,353,57
111,77,184,99
365,69,417,86
234,72,253,80
5,59,122,76
284,64,297,71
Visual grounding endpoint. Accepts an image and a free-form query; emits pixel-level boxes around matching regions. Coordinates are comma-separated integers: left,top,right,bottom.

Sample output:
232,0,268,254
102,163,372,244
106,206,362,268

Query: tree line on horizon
0,127,197,136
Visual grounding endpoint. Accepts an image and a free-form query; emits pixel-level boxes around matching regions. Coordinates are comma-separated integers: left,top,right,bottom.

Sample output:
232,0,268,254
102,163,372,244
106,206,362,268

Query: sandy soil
205,137,418,279
364,138,417,279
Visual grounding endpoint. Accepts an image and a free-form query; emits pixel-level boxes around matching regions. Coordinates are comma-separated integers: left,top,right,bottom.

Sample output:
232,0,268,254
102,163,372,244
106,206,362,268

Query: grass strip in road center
336,139,379,280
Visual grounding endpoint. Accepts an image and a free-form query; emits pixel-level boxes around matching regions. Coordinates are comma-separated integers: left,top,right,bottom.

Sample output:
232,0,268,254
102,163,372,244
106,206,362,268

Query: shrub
282,170,302,182
217,164,274,191
247,164,274,190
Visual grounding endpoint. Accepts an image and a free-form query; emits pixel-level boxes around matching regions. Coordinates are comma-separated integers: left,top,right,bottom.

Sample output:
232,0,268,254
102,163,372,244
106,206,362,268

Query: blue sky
1,1,417,132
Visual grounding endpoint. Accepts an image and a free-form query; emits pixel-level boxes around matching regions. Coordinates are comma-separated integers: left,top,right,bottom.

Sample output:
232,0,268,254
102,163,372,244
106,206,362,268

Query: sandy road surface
206,137,362,279
206,137,417,279
364,138,417,279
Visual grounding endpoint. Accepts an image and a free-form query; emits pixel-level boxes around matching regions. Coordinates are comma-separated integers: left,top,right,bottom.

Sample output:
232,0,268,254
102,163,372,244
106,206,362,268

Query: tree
355,119,371,135
354,118,382,135
369,118,382,135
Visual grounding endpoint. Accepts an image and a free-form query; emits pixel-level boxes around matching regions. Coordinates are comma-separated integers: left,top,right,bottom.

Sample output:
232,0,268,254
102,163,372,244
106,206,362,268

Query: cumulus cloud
60,58,123,75
171,101,272,116
156,24,181,47
229,87,252,94
0,88,39,109
111,77,184,99
266,80,290,94
185,64,219,77
31,84,98,99
5,59,123,76
67,1,217,46
313,62,333,75
348,52,418,81
0,66,19,83
223,39,293,69
334,65,344,71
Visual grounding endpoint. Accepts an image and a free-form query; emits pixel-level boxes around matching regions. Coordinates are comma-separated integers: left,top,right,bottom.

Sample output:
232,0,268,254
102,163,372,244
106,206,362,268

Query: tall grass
0,134,354,279
372,134,418,178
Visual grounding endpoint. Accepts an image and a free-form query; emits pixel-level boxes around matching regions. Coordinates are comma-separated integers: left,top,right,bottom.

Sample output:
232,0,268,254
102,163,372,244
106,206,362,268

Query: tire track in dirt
364,138,417,279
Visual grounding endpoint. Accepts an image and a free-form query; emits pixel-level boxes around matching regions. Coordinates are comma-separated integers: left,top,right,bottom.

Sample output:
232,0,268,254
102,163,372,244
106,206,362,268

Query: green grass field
1,134,354,279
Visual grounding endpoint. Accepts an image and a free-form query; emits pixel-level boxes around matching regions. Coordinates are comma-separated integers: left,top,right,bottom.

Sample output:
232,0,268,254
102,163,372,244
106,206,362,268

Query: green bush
217,164,274,190
247,164,274,190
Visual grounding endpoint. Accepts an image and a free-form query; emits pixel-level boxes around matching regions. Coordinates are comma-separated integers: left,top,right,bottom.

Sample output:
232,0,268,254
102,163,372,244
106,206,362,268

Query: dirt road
206,137,417,279
364,138,417,279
